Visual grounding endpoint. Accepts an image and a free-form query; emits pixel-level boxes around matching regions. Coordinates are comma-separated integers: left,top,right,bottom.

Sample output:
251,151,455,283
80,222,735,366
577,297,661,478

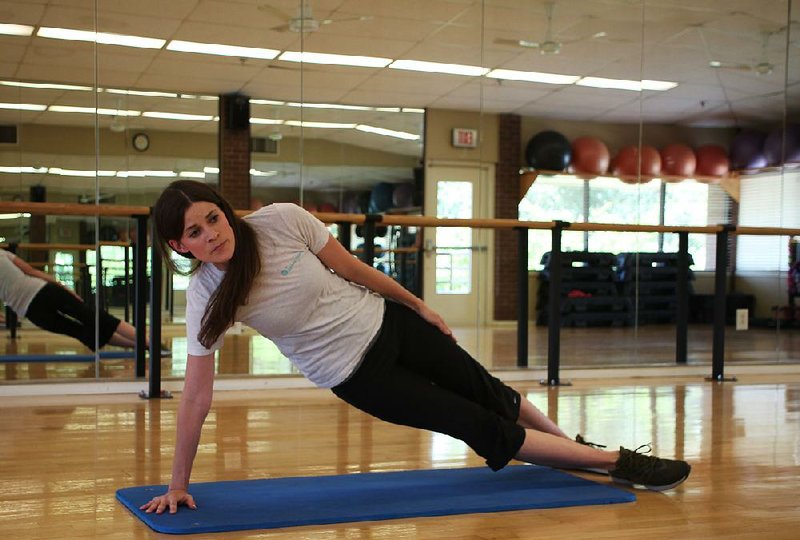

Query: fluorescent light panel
250,169,277,177
576,77,677,91
49,168,116,177
118,170,177,178
167,40,279,60
0,23,33,36
486,69,579,85
355,124,419,140
286,101,372,111
279,51,391,68
142,111,214,121
0,166,47,173
0,102,46,111
251,99,286,106
49,105,141,116
1,80,92,91
641,79,678,91
284,120,356,129
250,118,283,125
105,88,178,98
37,27,165,49
389,60,488,77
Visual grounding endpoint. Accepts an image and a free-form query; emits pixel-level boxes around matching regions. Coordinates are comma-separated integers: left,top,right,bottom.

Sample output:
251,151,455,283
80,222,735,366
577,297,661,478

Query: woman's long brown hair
153,180,261,349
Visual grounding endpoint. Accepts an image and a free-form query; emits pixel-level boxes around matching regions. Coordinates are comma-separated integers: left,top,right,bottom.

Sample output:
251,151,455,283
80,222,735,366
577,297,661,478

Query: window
436,180,472,294
736,171,800,272
519,174,732,271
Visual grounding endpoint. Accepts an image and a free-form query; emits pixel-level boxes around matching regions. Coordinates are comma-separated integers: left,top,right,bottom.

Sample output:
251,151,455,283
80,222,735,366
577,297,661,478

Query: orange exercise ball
318,202,338,213
570,136,610,175
695,144,729,178
660,144,696,177
612,145,661,177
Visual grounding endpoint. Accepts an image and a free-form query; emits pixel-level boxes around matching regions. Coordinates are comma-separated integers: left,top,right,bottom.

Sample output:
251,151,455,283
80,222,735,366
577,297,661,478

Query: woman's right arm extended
140,352,216,514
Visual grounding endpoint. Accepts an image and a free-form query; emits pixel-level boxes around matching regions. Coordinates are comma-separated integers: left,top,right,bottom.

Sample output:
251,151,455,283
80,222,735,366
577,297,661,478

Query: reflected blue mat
116,465,635,535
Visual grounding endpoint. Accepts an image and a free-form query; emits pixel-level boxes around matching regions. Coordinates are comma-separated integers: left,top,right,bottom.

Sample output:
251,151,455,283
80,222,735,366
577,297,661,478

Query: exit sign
452,128,478,148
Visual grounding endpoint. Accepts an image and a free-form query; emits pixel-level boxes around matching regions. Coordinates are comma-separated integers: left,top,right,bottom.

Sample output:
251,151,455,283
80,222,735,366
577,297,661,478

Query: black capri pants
332,301,526,471
25,283,121,351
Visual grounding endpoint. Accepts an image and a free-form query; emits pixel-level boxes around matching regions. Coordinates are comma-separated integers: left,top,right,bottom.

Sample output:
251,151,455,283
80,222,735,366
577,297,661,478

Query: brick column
29,185,47,265
218,93,251,210
494,114,521,320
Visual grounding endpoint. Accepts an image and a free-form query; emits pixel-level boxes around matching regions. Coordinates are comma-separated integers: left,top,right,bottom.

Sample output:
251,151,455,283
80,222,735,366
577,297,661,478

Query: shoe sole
574,467,608,475
611,470,691,492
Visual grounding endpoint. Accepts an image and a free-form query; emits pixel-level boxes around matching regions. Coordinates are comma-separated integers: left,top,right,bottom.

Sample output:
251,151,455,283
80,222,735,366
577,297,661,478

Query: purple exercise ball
764,123,800,166
729,130,767,170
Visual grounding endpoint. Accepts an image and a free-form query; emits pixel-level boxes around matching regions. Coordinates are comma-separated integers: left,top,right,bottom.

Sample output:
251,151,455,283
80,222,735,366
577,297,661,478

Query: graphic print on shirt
281,251,303,276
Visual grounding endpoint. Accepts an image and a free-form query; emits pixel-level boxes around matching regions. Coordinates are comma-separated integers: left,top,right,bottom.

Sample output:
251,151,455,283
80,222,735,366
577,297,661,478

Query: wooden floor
2,322,799,382
1,375,800,539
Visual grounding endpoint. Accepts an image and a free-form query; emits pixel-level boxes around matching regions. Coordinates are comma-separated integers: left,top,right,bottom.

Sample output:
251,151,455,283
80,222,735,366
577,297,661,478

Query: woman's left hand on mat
140,489,197,514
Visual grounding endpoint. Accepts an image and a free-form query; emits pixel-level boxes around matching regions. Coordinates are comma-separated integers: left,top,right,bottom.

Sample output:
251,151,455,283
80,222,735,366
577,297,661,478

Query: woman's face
168,201,235,270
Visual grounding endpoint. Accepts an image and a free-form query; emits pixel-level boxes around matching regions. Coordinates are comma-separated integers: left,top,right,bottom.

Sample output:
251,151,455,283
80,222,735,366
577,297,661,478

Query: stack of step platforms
537,251,630,327
616,252,694,324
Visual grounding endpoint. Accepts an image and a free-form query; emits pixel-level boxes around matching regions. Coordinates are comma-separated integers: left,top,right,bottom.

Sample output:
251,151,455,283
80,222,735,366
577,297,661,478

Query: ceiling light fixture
37,27,165,48
389,60,488,77
250,118,284,125
142,111,214,121
355,124,420,140
1,80,92,91
284,120,357,129
48,168,117,177
0,166,48,173
576,77,677,91
0,102,47,111
0,23,34,36
251,99,286,106
166,40,279,60
250,169,278,177
286,101,373,111
105,88,179,98
49,105,141,116
279,51,391,68
486,69,579,85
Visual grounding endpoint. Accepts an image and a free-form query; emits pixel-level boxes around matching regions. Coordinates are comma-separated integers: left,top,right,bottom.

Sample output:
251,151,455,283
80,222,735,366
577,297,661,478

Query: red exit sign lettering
452,128,478,148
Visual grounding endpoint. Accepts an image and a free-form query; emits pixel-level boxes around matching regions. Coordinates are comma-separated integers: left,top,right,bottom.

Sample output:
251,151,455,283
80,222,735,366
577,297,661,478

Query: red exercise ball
695,144,729,178
660,144,696,177
612,145,661,178
318,202,338,213
570,136,610,175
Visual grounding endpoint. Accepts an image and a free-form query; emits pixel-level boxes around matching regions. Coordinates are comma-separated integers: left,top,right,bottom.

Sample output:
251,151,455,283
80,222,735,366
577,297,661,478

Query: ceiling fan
494,0,606,55
261,1,372,33
709,31,776,75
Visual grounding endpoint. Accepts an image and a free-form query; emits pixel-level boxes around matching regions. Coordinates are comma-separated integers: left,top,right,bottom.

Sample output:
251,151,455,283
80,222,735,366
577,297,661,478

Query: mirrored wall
0,0,798,383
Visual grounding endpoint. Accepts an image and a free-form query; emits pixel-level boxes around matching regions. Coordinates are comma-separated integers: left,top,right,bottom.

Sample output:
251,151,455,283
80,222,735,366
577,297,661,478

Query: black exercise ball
525,130,571,171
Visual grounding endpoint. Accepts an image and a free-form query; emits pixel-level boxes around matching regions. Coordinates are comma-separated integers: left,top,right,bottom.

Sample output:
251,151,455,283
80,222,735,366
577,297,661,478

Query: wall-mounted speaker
223,94,250,130
30,185,46,202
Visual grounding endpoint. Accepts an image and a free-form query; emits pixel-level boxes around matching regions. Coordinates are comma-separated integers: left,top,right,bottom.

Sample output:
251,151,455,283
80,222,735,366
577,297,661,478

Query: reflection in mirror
1,0,798,384
518,0,797,369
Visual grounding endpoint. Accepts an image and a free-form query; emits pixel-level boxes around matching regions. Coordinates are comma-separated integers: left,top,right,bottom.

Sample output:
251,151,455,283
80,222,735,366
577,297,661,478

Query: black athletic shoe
575,434,607,449
610,444,691,491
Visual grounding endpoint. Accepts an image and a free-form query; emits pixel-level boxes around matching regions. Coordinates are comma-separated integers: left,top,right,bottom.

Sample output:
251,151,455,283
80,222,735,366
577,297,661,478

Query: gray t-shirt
0,250,46,316
185,203,385,388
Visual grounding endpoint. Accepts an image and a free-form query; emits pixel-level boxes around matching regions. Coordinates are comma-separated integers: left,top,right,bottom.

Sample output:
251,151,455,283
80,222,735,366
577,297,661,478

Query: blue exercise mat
116,465,635,534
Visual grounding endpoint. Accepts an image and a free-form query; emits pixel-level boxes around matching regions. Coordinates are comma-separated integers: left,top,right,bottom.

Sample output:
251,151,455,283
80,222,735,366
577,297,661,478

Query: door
422,164,492,326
